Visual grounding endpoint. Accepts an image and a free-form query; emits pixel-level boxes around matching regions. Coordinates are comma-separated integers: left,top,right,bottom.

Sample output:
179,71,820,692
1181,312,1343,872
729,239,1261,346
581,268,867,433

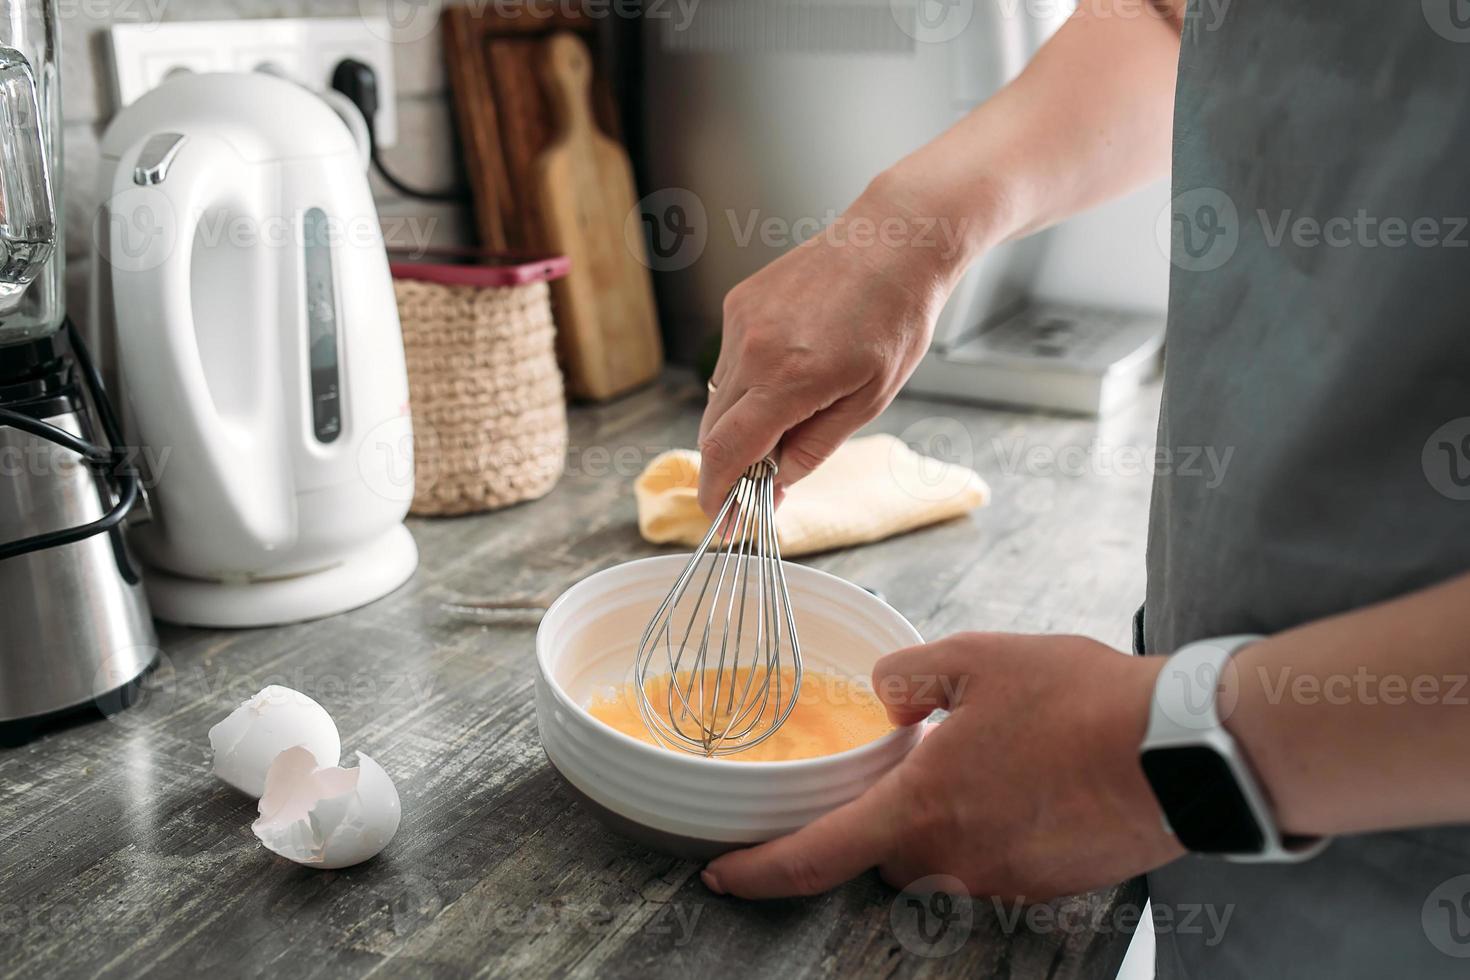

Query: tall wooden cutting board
442,6,621,252
532,33,662,401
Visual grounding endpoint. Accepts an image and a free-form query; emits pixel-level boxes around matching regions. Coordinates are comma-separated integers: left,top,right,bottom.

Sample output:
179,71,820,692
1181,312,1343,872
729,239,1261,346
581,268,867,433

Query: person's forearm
864,0,1185,277
693,3,1187,512
1223,572,1470,838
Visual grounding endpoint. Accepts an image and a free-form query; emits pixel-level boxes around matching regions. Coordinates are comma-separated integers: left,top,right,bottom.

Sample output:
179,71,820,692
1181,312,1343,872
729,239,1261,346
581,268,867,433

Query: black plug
331,56,466,203
331,58,381,134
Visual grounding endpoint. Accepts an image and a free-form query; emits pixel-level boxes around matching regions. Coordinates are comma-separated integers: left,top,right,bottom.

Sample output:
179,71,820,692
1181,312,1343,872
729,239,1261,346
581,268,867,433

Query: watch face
1141,746,1267,854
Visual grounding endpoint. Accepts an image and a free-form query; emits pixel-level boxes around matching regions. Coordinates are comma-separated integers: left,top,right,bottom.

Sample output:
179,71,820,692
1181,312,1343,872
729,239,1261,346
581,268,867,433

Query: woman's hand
695,177,976,515
700,633,1182,900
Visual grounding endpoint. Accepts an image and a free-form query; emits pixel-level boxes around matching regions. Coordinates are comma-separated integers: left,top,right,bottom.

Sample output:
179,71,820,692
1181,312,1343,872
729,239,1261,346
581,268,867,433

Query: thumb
872,640,970,727
702,761,910,899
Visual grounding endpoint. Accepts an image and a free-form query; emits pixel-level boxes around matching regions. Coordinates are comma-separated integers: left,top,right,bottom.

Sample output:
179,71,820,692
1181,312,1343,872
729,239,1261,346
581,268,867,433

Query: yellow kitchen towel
634,434,989,557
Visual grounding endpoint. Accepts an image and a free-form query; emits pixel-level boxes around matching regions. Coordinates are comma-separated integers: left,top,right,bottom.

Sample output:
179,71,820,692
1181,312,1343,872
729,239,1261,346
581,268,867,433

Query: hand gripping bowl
535,554,924,859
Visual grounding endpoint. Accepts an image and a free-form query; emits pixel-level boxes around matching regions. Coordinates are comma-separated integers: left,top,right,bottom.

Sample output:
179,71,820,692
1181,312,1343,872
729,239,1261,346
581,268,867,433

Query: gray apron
1144,1,1470,975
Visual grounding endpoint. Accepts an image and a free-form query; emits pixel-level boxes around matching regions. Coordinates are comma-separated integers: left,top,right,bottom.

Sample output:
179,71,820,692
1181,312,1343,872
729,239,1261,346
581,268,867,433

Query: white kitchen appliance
88,71,418,628
640,0,1169,415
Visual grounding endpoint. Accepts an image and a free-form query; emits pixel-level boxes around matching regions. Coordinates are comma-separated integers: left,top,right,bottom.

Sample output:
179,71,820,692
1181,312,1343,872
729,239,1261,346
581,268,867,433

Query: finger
709,349,734,392
702,762,910,899
699,352,742,444
697,386,815,517
698,363,742,446
871,639,970,726
775,390,875,488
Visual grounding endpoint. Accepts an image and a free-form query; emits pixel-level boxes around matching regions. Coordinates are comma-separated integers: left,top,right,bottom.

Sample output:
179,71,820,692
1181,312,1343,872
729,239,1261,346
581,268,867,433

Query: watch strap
1145,634,1254,741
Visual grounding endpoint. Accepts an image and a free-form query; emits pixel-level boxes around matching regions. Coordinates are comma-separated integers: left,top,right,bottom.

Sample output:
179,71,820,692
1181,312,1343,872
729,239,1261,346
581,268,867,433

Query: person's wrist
1090,653,1186,865
852,169,984,292
861,160,1021,282
1219,638,1322,838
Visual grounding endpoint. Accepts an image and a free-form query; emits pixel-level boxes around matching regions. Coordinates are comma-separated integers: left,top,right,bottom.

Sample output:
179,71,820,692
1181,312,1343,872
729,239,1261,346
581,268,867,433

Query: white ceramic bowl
535,554,923,858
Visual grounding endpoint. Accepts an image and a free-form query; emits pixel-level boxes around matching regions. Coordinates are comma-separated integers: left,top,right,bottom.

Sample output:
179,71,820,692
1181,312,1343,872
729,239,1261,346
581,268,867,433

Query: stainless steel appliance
0,0,157,741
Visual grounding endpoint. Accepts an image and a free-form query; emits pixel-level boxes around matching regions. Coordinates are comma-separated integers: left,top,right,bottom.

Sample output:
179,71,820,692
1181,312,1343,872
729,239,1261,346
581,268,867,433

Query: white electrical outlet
106,18,399,145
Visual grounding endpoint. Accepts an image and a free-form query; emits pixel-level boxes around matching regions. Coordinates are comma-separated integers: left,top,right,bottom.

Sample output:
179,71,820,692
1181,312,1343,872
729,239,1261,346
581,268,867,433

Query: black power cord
331,58,467,203
0,319,143,583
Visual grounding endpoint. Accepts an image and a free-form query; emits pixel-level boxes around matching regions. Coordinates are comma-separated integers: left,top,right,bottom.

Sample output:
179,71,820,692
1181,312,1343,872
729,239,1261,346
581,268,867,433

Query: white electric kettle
89,71,417,628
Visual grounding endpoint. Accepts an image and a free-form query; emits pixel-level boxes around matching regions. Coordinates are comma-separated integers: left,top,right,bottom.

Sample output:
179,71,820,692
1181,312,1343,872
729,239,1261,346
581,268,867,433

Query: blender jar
0,0,60,344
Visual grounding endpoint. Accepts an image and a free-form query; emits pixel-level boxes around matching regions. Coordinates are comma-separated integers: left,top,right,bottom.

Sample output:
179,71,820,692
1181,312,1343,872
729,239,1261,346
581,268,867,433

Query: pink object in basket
389,249,571,288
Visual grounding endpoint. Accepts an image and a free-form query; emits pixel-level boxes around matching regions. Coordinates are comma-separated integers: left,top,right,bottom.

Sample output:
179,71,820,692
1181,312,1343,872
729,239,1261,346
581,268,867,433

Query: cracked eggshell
208,686,341,798
252,746,402,869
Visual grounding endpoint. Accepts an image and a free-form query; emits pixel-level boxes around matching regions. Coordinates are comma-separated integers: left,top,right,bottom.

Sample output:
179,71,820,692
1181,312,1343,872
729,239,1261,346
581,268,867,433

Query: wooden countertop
0,371,1161,979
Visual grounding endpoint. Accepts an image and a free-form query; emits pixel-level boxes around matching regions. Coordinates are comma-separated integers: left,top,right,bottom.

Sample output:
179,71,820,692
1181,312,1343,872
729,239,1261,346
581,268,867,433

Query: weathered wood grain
0,371,1160,979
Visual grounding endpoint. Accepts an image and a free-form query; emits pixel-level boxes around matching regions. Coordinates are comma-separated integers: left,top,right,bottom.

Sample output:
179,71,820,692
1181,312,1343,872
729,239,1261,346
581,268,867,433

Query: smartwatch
1139,635,1329,863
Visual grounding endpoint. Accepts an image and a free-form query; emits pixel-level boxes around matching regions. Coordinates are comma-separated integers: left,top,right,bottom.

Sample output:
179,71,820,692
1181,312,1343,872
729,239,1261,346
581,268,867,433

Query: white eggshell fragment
251,747,402,869
208,686,341,798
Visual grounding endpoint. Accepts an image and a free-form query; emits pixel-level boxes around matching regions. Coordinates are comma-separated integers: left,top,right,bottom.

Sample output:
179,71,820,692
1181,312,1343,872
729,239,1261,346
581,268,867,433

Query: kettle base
144,525,419,628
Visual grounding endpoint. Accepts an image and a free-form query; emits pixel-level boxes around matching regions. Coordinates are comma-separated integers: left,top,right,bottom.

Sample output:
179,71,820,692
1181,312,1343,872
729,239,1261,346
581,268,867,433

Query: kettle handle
107,132,297,556
318,87,372,170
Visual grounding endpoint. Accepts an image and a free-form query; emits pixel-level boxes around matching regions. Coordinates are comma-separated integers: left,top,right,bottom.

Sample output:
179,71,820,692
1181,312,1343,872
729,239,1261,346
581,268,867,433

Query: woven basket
393,263,569,516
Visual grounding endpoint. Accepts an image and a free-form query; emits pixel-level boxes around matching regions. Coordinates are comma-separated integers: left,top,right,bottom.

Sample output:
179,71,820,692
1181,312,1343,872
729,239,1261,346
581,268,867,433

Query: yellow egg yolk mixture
584,667,894,761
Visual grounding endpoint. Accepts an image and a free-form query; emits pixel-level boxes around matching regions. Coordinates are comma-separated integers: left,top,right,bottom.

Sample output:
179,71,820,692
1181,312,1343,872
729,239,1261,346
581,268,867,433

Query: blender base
0,648,160,747
145,525,419,628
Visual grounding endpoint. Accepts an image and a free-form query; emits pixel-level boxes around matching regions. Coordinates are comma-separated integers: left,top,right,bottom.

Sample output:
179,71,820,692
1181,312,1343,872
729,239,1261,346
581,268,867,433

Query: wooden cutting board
441,6,621,252
533,32,662,401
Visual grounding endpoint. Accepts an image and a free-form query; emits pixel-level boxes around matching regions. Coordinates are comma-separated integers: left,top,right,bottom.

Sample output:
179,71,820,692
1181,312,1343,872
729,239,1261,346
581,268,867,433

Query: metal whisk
634,456,803,757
